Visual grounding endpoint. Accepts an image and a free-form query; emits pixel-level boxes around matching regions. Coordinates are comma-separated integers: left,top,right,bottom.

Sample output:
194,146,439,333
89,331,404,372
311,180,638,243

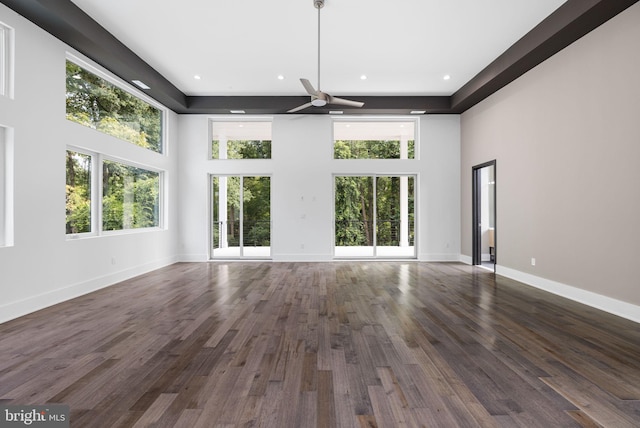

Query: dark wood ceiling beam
450,0,640,113
186,95,451,115
1,0,638,115
0,0,188,112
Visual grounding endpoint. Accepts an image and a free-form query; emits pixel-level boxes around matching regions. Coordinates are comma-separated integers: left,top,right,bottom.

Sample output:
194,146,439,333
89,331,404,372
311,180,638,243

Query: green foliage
335,176,415,247
212,176,271,248
334,140,414,159
335,176,373,246
66,151,91,234
66,61,162,153
242,177,270,246
211,140,272,159
102,161,159,231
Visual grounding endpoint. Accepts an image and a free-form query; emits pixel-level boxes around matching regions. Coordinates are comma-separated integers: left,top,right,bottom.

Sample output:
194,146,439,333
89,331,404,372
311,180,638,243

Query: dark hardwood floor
1,262,639,427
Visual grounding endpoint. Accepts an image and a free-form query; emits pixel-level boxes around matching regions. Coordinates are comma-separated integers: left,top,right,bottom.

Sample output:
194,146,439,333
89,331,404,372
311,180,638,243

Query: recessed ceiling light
360,75,367,80
277,75,285,80
329,111,343,115
411,110,426,115
443,74,451,80
230,110,245,114
132,80,150,90
194,75,201,80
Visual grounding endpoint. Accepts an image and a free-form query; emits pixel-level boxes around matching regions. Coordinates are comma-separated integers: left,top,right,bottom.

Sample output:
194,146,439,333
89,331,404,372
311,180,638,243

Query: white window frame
209,174,272,259
65,147,98,239
101,156,165,235
332,117,420,160
65,53,168,155
0,21,14,99
0,125,14,247
332,173,418,259
209,118,273,160
66,147,165,239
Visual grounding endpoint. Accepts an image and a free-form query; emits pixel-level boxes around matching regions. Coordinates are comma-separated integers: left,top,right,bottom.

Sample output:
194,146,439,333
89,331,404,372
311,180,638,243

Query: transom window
211,121,272,159
334,121,416,159
65,58,164,154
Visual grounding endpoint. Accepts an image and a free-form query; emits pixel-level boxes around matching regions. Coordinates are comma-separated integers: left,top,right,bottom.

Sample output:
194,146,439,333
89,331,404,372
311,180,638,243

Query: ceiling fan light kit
288,0,364,113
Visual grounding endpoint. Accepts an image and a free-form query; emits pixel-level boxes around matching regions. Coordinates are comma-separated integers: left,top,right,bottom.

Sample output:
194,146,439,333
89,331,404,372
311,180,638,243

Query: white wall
0,4,179,323
460,2,640,321
177,114,460,262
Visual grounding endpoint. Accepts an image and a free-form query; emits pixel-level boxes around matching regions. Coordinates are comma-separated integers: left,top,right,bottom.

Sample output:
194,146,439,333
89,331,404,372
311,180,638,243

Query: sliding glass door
211,175,271,258
334,175,415,258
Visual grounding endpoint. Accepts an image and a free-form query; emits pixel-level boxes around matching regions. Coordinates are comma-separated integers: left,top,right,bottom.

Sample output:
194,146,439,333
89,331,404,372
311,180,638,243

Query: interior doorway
472,161,496,271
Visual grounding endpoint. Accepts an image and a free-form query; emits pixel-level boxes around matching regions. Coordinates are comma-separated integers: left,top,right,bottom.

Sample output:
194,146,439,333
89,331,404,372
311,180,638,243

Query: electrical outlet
111,257,117,265
531,258,536,266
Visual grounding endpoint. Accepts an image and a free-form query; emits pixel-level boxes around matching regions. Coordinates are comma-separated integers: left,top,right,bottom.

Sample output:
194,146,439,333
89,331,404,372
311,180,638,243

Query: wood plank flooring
1,262,639,427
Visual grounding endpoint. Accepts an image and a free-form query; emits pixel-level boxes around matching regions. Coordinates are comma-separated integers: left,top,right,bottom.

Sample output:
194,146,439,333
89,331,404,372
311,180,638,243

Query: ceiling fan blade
300,78,319,96
327,96,364,108
287,102,314,113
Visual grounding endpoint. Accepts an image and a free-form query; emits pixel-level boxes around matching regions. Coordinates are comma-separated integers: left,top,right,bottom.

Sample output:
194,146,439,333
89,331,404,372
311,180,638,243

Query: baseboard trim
178,253,209,262
0,256,178,324
419,253,461,262
496,265,640,324
459,254,473,265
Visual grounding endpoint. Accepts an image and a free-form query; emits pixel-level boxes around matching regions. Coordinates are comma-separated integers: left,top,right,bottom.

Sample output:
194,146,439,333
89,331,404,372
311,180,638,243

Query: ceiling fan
288,0,364,113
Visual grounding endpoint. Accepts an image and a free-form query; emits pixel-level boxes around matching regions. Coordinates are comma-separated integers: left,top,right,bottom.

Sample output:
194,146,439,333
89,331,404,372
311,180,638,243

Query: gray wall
461,2,640,307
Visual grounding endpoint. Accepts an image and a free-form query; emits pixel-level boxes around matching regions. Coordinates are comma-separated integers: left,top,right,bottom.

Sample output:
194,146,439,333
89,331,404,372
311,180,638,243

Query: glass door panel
375,176,415,258
335,175,415,258
242,176,271,258
212,175,270,258
334,176,374,257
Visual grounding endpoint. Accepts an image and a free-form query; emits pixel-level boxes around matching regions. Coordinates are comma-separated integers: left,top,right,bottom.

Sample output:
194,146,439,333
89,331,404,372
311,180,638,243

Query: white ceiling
70,0,567,97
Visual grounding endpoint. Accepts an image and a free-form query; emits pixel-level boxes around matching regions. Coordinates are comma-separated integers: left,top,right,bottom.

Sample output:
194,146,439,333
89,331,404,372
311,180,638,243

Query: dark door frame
472,160,497,270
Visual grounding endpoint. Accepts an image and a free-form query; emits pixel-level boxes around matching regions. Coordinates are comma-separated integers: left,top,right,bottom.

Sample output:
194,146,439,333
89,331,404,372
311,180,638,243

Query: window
334,121,416,159
103,160,161,231
65,59,164,153
66,150,92,234
211,175,271,258
334,175,415,258
0,126,12,246
0,21,14,98
211,121,272,159
66,150,162,236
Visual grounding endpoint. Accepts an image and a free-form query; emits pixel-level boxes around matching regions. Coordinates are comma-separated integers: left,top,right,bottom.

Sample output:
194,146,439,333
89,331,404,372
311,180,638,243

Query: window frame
332,117,419,160
0,125,14,247
101,156,164,234
66,146,165,239
209,118,273,160
0,21,14,99
65,53,168,155
209,174,272,259
332,173,418,259
65,148,97,238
